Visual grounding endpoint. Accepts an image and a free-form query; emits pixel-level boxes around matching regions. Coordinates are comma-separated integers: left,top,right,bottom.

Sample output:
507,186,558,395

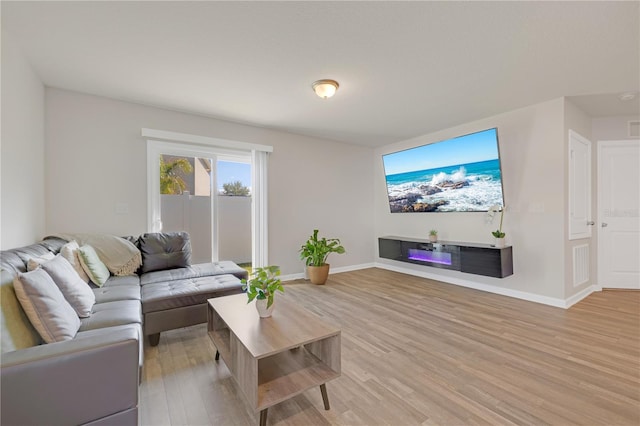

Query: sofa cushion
26,252,56,271
79,300,141,332
0,244,52,275
140,261,248,285
94,286,141,304
60,240,90,283
41,255,96,318
139,232,192,274
141,275,242,313
13,269,81,343
102,275,140,288
78,245,110,286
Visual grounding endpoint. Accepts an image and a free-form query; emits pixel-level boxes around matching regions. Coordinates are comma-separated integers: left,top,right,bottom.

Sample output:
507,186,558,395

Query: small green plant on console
242,265,284,309
491,207,506,238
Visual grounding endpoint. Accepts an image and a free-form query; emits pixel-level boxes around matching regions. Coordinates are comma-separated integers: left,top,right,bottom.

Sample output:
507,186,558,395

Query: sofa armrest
1,327,139,426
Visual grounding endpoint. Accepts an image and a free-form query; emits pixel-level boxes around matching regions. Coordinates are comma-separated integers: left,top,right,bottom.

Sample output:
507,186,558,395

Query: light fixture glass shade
312,79,339,99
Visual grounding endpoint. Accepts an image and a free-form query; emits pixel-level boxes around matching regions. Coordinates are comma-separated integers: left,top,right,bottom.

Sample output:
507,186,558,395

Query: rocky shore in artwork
388,179,469,212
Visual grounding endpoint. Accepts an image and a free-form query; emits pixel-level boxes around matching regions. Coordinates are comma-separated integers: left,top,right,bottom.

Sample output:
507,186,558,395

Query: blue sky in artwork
383,128,500,176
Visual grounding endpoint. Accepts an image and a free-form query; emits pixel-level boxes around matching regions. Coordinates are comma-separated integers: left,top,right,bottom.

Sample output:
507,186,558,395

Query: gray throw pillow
13,269,81,343
139,232,192,274
41,255,96,318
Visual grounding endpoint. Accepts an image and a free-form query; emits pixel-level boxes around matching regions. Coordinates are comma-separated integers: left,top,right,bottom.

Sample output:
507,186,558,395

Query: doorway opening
147,140,254,268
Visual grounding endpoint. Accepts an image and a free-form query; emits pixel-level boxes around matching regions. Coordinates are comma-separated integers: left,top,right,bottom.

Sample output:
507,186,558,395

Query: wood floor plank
140,268,640,425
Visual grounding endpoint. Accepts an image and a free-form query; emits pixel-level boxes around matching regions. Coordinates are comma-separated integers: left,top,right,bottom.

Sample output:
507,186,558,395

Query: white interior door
569,130,592,240
597,140,640,289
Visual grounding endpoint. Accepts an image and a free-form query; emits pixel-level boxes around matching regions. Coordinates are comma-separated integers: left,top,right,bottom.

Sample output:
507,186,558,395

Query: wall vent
573,244,590,287
629,120,640,138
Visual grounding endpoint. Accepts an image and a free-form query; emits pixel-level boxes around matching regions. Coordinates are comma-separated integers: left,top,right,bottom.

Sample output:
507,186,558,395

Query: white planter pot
255,298,274,318
494,237,506,248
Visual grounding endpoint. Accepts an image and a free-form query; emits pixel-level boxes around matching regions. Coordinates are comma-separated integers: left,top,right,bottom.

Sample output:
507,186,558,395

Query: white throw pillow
13,269,81,343
61,240,90,283
26,252,56,271
41,255,96,318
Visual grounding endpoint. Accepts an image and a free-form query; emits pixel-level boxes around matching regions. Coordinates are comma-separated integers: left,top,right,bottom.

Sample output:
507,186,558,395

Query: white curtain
251,149,269,267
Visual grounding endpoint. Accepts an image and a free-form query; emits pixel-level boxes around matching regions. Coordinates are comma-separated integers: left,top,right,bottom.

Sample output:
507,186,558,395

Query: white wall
1,31,46,249
44,88,375,275
374,98,567,302
592,115,639,141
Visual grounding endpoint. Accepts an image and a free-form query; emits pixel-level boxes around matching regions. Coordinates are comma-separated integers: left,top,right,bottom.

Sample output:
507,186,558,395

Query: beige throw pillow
61,240,90,283
13,269,81,343
41,255,96,318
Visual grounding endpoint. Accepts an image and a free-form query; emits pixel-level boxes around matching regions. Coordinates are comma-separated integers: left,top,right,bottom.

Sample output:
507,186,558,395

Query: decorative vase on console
490,206,506,248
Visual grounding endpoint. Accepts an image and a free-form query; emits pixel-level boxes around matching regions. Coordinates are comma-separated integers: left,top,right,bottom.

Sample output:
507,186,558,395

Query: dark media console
378,236,513,278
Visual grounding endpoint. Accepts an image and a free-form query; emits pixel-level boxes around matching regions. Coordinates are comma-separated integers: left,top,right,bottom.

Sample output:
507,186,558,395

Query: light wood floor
140,268,640,425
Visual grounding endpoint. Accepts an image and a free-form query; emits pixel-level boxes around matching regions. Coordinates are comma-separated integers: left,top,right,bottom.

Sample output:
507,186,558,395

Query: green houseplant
429,229,438,242
241,265,284,317
491,207,506,248
299,229,346,285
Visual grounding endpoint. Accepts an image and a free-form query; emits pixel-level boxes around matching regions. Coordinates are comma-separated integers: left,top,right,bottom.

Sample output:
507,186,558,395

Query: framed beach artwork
382,128,505,213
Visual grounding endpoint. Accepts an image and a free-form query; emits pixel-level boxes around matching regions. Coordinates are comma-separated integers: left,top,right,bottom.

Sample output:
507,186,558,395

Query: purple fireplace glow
407,248,452,265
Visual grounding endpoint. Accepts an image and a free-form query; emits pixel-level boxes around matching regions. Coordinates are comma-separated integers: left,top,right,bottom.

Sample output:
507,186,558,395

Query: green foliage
429,229,438,236
222,180,250,196
299,229,346,267
160,157,193,195
241,265,283,309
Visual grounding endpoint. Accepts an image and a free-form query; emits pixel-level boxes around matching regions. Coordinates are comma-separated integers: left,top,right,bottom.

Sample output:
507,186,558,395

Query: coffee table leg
215,350,220,361
320,384,330,410
259,408,268,426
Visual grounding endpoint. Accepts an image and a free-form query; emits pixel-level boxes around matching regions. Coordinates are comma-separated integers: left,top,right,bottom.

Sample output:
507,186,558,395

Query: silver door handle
601,223,608,227
587,221,595,226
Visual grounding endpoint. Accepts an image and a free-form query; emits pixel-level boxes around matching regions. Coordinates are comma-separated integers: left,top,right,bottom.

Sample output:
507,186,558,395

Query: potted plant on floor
299,229,346,285
242,265,284,318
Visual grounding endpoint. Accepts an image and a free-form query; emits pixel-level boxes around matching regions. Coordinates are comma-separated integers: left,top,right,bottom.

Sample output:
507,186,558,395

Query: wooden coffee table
207,293,341,426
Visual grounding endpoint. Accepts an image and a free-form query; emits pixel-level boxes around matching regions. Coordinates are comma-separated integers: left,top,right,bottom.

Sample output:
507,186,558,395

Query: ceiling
3,1,639,147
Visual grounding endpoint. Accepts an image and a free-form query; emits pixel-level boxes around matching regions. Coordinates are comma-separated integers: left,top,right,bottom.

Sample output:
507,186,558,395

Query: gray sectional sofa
0,232,247,426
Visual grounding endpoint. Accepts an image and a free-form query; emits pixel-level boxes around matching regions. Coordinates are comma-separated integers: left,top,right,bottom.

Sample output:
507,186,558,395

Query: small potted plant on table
299,229,346,285
242,265,284,318
429,229,438,243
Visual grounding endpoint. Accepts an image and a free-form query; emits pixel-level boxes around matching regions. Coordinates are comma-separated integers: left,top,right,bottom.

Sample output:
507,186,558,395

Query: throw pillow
41,255,96,317
77,245,110,287
13,269,81,343
60,240,90,283
26,252,56,271
139,232,192,274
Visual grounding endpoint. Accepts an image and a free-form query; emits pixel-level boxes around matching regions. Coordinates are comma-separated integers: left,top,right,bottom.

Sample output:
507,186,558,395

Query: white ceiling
3,1,639,147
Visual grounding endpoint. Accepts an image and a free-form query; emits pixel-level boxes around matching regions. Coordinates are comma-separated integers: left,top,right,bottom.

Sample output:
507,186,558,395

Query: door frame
596,139,640,289
143,128,273,267
147,140,250,261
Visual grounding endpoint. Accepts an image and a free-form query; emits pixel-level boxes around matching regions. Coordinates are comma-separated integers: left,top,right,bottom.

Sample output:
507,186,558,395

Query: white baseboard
283,261,599,309
564,285,600,308
374,262,570,308
280,263,376,283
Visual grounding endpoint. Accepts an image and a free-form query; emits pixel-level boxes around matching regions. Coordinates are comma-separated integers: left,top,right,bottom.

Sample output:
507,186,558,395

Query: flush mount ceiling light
619,92,637,101
312,79,339,99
